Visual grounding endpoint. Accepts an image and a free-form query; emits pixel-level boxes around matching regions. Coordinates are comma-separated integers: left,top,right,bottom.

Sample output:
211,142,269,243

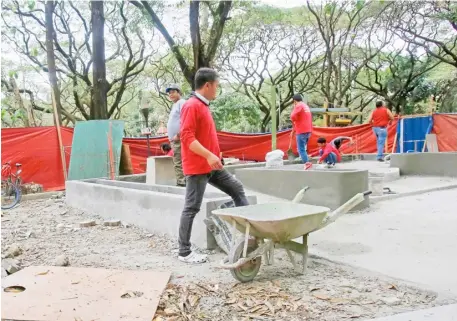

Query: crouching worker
160,142,174,157
311,137,342,166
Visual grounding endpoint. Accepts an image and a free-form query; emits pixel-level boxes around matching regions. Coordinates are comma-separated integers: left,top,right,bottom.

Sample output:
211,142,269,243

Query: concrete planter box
235,165,369,210
390,152,457,177
66,179,257,249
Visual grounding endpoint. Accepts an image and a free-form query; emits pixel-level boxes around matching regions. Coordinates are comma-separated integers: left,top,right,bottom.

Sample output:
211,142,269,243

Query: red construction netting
1,114,455,191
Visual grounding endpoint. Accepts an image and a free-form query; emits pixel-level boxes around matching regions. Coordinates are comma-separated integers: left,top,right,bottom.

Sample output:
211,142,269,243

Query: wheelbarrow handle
292,186,310,203
363,190,372,196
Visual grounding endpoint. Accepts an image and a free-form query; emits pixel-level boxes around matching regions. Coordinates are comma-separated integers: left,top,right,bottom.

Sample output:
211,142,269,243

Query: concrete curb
370,184,457,204
21,191,60,201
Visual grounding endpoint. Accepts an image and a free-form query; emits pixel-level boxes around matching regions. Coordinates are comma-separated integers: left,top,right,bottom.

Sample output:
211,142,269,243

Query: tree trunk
45,1,62,125
9,76,31,127
91,0,108,119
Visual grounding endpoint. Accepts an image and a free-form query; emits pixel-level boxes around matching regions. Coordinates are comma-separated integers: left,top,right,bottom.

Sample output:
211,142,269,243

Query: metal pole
271,85,277,150
51,90,67,181
146,134,151,157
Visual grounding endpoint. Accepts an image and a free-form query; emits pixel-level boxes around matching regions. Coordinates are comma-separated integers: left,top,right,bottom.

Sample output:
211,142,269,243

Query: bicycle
1,162,23,210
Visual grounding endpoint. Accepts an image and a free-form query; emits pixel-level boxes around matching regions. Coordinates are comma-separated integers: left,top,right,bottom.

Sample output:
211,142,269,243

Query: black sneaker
377,158,384,162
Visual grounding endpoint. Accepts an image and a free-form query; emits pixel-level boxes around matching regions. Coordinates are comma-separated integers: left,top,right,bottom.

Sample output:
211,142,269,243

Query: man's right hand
206,153,223,170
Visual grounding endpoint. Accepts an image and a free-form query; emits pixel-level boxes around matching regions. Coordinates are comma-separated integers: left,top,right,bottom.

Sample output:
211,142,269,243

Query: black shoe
377,158,384,162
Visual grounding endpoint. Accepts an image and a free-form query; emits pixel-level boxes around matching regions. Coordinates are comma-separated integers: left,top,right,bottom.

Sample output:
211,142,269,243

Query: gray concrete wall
390,152,457,177
235,166,369,210
66,180,257,249
117,174,146,183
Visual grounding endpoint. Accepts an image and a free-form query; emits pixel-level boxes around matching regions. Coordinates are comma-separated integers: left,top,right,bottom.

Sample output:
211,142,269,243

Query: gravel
1,197,451,321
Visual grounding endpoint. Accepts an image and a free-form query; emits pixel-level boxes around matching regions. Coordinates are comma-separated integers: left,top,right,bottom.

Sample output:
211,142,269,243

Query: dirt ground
1,197,450,321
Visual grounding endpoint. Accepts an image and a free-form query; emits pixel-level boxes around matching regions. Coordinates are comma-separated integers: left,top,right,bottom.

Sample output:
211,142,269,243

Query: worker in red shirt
289,94,313,162
178,68,249,264
367,101,394,161
160,143,174,157
310,137,342,167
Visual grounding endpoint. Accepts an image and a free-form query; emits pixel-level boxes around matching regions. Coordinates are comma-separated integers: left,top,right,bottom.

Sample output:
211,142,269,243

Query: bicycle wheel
1,180,20,210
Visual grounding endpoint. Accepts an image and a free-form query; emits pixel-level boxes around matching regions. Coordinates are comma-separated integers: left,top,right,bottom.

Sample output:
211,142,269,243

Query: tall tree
305,0,393,108
90,0,108,119
390,1,457,69
356,43,440,114
2,0,153,122
131,1,233,89
45,0,62,124
221,21,322,131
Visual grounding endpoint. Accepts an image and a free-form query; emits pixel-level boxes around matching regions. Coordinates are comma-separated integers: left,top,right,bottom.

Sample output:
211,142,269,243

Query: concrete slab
390,152,457,177
309,189,457,298
367,304,457,321
65,179,257,249
235,165,369,210
145,156,175,185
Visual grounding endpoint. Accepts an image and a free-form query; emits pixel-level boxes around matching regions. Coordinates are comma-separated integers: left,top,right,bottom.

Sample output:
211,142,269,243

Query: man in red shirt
367,101,394,161
289,94,313,162
178,68,249,264
310,137,342,166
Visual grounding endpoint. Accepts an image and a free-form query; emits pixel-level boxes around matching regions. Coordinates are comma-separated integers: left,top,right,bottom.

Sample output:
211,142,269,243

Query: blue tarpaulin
396,116,433,153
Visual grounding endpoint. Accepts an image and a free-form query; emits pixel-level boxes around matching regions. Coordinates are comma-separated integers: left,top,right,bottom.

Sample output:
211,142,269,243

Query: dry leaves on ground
153,280,306,321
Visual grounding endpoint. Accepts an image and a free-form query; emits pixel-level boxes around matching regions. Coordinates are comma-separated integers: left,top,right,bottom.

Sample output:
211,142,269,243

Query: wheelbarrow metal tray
212,202,330,243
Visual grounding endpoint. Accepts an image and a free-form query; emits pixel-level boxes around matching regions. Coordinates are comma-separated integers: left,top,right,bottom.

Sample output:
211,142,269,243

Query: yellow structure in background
310,101,363,127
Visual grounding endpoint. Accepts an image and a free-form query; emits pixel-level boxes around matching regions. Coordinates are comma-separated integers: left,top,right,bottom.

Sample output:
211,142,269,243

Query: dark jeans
296,132,311,163
178,169,249,257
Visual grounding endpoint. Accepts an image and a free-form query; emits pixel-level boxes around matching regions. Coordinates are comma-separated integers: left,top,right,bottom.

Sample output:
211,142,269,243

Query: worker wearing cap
166,84,186,186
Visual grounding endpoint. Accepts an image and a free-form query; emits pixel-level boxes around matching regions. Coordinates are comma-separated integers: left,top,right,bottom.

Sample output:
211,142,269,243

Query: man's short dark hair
195,68,219,90
376,101,383,108
317,137,326,144
293,94,303,102
160,142,171,152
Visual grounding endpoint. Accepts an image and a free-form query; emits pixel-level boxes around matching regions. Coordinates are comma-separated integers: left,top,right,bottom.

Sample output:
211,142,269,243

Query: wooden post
271,85,277,150
51,90,67,181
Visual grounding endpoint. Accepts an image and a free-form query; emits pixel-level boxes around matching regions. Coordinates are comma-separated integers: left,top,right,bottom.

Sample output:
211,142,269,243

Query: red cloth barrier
1,126,73,191
2,115,455,191
432,114,457,152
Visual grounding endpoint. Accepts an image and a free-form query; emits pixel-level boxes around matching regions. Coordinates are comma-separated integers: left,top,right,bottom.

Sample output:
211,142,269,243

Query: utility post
271,85,277,150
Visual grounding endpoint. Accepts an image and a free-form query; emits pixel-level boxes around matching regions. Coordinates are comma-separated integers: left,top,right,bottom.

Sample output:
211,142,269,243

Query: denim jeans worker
296,132,311,163
367,100,394,161
373,126,388,160
178,67,249,264
289,94,313,163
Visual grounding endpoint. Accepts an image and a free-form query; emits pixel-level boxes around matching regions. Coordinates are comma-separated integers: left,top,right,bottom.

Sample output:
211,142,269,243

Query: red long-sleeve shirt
180,96,220,175
290,102,313,134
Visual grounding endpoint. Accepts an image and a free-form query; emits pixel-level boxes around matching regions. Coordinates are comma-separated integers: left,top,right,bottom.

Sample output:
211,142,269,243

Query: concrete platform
310,189,457,298
390,152,457,177
65,179,257,249
336,161,400,182
368,304,457,320
235,165,369,210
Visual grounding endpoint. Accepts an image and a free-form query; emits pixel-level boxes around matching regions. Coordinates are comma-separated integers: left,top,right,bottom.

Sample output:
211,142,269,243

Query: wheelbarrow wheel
229,238,262,283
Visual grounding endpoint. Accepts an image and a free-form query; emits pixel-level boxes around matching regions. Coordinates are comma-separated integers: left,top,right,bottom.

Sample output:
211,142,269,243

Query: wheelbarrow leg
243,222,251,258
302,234,309,274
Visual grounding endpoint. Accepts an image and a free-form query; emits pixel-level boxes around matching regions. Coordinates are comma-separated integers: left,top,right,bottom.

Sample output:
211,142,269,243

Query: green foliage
211,93,262,133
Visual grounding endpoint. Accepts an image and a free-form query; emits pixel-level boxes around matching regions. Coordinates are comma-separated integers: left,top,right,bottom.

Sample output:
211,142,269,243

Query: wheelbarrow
212,187,372,282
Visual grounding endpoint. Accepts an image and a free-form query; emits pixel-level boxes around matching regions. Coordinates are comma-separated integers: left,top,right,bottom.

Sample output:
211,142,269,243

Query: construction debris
54,255,70,267
103,220,121,227
4,244,22,258
79,220,96,228
2,258,22,275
